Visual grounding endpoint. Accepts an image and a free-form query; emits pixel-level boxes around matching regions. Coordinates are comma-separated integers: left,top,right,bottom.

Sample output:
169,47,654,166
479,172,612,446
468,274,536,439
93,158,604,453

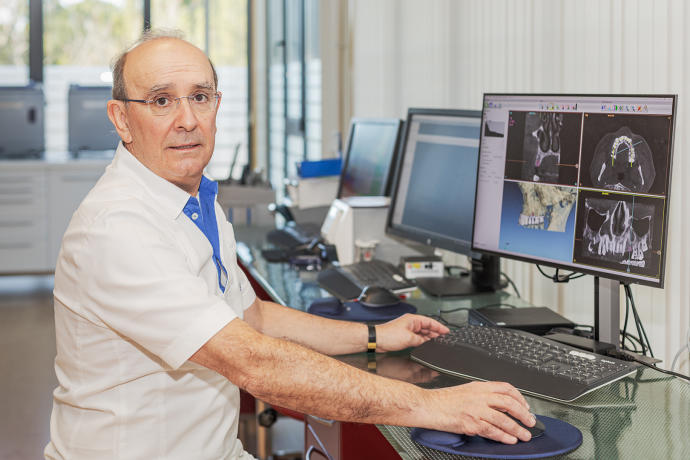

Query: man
46,31,535,459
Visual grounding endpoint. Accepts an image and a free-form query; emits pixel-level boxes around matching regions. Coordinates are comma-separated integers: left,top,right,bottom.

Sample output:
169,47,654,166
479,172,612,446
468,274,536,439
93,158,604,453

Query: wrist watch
367,324,376,353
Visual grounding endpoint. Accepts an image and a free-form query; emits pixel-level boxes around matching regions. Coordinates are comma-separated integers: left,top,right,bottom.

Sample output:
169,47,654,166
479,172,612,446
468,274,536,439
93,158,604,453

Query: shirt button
191,213,199,220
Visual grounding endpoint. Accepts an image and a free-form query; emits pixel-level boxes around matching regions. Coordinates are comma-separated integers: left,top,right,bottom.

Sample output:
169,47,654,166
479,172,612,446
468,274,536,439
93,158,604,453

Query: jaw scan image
517,183,576,232
590,126,656,193
583,198,653,268
526,112,563,183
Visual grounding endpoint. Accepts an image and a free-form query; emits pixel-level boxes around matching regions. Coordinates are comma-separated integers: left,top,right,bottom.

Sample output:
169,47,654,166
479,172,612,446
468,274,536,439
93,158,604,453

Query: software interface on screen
338,119,401,198
389,111,481,256
473,94,675,286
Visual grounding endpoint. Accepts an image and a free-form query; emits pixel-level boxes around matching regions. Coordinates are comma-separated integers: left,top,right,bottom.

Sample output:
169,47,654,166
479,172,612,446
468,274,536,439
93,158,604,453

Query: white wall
349,0,690,373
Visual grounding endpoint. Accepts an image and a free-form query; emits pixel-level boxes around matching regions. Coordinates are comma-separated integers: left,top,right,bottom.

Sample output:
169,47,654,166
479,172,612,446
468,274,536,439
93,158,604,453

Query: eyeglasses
119,90,221,116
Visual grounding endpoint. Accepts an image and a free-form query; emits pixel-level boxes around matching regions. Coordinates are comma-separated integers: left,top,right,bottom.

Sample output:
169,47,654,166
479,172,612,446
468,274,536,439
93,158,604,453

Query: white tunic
45,142,257,459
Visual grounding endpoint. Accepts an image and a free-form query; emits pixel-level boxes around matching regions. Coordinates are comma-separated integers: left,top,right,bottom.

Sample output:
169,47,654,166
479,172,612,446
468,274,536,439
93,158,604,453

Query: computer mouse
357,286,401,308
505,413,545,439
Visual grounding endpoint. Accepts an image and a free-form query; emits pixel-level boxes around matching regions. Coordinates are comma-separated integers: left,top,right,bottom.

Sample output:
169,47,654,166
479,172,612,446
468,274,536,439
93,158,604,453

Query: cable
624,284,653,357
621,332,643,354
536,265,585,283
632,293,653,357
438,306,472,315
623,284,646,355
500,271,521,298
622,287,631,353
608,350,690,383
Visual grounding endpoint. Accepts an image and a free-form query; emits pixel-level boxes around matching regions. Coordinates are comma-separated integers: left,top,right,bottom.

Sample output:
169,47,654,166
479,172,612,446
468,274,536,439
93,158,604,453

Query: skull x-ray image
590,126,655,193
582,198,653,268
517,183,576,232
525,112,563,183
504,111,581,185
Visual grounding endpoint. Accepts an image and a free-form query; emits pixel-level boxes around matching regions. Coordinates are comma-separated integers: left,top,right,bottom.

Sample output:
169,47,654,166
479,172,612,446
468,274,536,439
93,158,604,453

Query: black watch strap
367,324,376,354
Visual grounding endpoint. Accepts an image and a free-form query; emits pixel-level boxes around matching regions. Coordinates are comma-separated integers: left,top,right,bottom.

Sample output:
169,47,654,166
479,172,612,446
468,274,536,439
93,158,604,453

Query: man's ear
107,100,133,143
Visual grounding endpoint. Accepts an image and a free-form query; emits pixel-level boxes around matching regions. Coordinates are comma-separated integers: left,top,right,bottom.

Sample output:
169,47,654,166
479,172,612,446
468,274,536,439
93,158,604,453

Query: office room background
1,0,689,456
346,0,690,377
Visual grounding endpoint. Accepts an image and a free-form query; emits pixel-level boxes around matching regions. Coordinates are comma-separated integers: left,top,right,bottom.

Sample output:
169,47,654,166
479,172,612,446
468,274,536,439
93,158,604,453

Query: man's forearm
192,319,428,427
245,299,369,355
193,317,536,443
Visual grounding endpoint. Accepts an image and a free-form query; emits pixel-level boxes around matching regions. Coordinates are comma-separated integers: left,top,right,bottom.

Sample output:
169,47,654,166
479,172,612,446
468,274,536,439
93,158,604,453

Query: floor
0,276,303,460
0,276,57,460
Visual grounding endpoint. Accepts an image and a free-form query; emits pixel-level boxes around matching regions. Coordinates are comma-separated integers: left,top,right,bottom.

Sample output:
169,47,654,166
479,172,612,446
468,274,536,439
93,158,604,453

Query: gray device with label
68,85,120,156
0,85,45,158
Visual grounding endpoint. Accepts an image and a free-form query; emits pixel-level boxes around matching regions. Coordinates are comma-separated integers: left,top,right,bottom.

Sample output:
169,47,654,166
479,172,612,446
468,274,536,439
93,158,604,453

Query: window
267,0,321,194
304,0,320,160
0,0,30,84
5,0,250,168
152,0,249,181
43,0,143,152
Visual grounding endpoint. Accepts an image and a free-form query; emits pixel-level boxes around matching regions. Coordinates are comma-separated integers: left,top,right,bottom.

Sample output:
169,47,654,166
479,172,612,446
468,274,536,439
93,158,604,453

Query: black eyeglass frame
117,91,221,115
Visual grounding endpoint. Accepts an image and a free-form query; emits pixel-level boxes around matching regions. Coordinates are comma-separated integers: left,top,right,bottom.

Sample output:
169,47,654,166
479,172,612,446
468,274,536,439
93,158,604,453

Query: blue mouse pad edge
307,298,416,321
410,415,582,459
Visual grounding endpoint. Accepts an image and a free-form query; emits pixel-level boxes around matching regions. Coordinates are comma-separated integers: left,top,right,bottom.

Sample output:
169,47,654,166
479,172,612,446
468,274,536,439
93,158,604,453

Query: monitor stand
547,276,621,355
417,254,502,297
594,277,621,350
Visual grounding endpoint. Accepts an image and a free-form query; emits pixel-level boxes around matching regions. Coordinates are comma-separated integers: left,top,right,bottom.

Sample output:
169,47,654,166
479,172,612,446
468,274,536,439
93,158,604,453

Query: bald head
111,30,217,101
106,31,222,194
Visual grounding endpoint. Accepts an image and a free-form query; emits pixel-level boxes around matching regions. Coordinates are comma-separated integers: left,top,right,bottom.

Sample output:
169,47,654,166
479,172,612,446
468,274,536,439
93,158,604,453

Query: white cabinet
0,164,49,272
47,162,107,267
0,160,108,274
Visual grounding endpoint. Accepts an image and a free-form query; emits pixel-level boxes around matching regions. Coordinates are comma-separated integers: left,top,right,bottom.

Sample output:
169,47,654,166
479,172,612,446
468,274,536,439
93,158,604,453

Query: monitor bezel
336,117,404,199
471,93,677,288
385,107,483,258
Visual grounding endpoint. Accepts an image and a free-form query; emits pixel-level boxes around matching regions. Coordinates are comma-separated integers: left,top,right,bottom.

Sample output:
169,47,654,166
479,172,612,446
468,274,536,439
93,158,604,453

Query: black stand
417,254,502,297
548,276,621,354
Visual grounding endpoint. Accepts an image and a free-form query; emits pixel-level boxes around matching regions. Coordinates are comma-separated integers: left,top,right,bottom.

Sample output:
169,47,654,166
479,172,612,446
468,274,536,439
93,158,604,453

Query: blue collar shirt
183,177,229,292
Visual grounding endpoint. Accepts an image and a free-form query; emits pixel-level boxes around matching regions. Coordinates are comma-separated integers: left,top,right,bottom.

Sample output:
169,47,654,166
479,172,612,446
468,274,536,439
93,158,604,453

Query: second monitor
337,117,403,198
386,108,501,296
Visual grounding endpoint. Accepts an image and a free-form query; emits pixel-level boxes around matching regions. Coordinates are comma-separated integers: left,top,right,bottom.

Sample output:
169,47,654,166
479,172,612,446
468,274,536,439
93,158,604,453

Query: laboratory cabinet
0,160,108,274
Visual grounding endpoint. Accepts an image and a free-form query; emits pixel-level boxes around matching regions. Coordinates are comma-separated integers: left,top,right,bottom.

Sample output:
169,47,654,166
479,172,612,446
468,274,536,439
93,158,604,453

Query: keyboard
266,222,322,248
317,259,416,300
411,324,639,402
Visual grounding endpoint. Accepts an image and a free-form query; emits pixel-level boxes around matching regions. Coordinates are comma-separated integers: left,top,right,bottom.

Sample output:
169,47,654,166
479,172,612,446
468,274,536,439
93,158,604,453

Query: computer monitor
337,118,403,198
68,85,120,156
473,94,676,343
387,108,501,296
0,85,44,158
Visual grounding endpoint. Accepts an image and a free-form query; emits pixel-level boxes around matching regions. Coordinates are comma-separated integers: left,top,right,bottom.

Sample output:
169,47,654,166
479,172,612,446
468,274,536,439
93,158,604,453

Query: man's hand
421,381,535,444
375,314,449,352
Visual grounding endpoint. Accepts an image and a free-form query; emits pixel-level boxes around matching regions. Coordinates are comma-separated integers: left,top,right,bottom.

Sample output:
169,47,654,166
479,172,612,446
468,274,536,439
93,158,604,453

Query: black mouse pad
410,415,582,459
307,298,416,322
